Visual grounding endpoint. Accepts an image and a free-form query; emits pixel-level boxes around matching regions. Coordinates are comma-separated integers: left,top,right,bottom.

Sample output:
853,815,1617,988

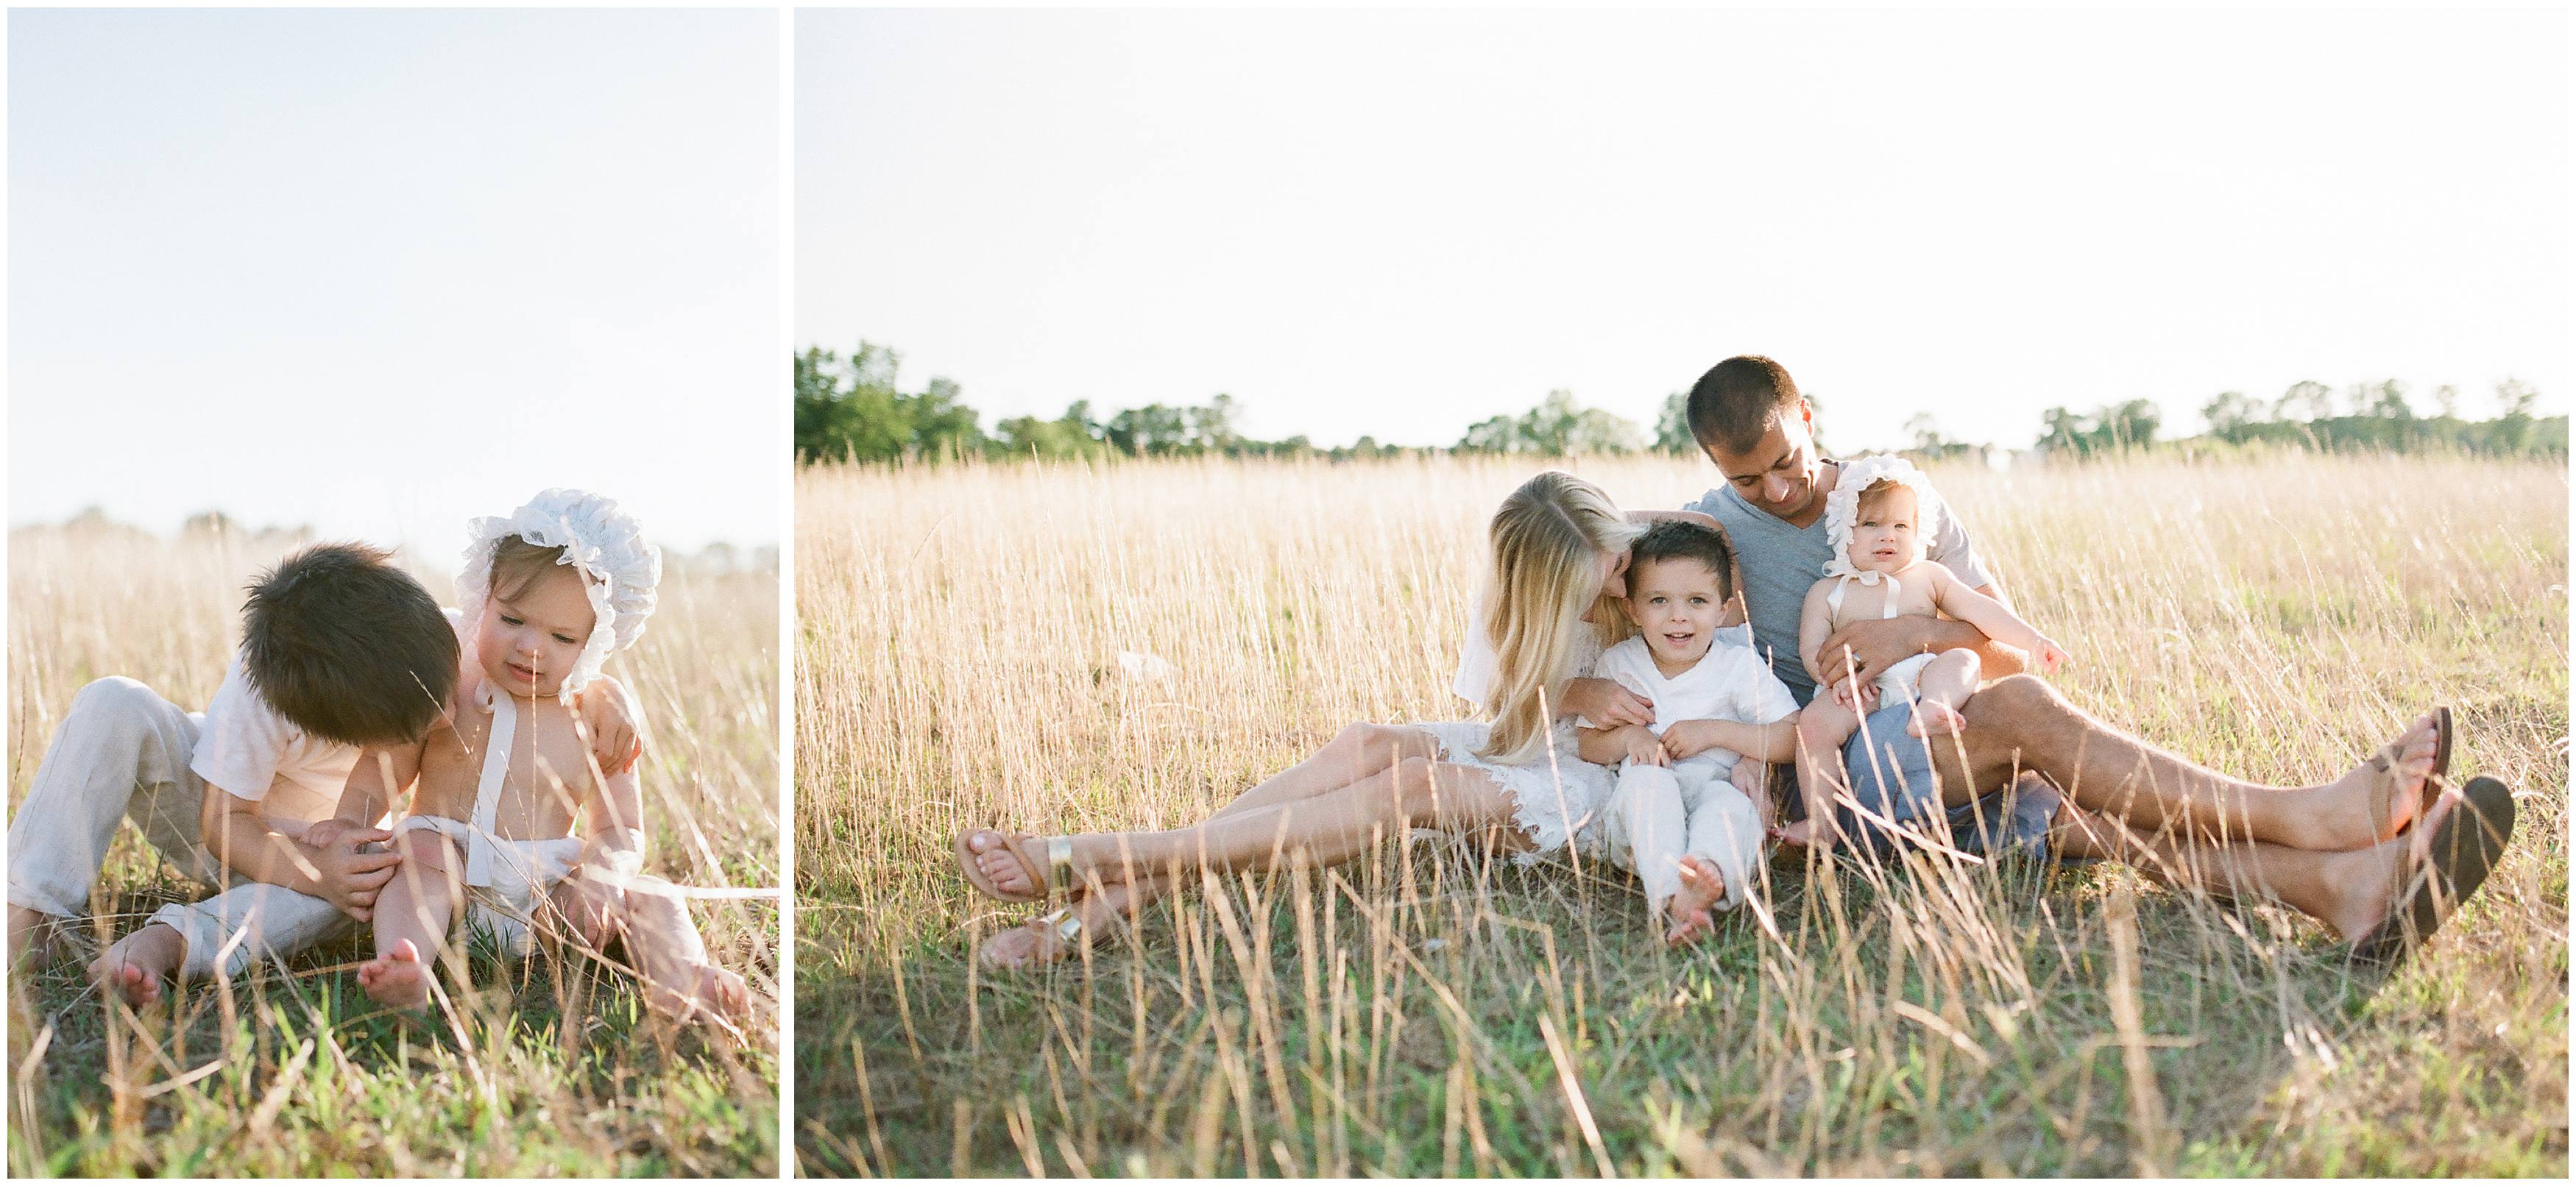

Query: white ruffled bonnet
1822,455,1944,585
456,489,662,697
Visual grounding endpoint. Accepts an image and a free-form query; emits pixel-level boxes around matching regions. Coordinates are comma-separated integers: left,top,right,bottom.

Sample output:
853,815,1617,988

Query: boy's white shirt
1578,633,1800,739
191,608,469,824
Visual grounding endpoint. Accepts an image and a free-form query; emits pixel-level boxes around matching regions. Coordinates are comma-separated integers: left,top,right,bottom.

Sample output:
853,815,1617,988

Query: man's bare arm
1813,580,2031,689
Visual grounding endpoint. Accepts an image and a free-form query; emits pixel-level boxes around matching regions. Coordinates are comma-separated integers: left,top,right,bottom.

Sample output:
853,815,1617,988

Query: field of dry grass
5,523,779,1176
796,451,2566,1176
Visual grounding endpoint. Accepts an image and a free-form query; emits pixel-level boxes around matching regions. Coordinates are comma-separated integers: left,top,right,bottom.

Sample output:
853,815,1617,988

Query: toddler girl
341,489,751,1031
1783,456,2068,850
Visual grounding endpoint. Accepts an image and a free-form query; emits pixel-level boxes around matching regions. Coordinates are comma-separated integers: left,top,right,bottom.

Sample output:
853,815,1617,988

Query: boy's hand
1772,814,1839,853
1563,677,1654,729
2031,635,2070,675
577,678,645,775
1659,719,1724,760
300,819,400,921
1621,728,1669,767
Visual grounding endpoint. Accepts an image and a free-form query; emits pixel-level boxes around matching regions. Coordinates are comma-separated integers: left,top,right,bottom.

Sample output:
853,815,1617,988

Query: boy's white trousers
1599,753,1763,916
5,677,350,979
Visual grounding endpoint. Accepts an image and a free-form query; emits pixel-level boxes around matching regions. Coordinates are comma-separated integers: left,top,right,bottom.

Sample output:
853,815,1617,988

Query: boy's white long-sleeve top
1580,634,1801,753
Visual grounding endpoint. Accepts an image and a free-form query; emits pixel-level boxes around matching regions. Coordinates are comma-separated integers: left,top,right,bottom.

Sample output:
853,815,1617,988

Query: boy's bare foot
85,922,183,1008
1664,856,1727,945
357,939,435,1011
1905,700,1967,739
645,962,752,1029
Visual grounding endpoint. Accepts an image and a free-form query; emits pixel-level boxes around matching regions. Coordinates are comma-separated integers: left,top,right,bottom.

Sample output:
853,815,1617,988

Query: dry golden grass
796,452,2566,1176
6,522,779,1176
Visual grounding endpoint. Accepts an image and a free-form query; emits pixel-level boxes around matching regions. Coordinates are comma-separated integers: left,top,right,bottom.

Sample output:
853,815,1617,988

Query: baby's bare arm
1926,564,2051,655
578,765,649,875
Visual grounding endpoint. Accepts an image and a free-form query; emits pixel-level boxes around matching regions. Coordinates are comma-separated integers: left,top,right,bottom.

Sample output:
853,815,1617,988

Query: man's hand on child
1815,617,1923,692
300,819,400,921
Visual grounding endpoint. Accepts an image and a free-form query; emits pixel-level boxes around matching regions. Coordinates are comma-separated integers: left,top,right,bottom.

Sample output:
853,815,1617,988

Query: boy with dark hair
7,542,640,1004
1574,518,1801,945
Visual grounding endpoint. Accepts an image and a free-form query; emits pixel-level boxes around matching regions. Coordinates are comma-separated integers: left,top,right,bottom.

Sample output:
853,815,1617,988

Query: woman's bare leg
1943,675,2439,851
969,723,1443,952
976,749,1521,904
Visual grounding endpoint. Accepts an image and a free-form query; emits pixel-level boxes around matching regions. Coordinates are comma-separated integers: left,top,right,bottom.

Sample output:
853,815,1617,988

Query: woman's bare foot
960,829,1060,901
645,962,752,1029
2305,714,2442,851
1663,856,1727,945
356,939,434,1010
86,922,183,1007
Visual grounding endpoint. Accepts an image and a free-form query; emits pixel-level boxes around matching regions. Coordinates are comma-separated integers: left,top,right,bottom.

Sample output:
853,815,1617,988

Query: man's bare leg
1935,675,2439,851
2049,787,2482,942
974,723,1440,967
85,921,185,1007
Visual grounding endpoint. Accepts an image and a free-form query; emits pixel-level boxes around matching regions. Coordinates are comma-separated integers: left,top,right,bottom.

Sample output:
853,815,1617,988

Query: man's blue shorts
1829,700,2059,859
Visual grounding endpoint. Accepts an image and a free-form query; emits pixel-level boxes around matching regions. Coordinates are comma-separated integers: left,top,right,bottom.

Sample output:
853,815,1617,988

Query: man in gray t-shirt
1668,355,2507,959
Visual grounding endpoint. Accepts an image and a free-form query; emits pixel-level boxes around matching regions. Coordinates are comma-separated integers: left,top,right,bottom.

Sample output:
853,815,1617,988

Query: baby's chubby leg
550,873,751,1036
1788,697,1864,849
1903,648,1985,737
358,828,462,1012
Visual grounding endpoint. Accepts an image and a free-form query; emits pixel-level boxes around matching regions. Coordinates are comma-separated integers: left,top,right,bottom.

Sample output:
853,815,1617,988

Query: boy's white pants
4,677,351,980
1599,753,1763,916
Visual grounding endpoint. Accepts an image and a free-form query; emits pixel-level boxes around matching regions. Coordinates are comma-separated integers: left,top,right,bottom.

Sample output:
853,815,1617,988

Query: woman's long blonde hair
1479,471,1642,765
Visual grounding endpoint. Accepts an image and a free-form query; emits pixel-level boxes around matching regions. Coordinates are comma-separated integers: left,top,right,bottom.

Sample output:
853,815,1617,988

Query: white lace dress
1414,613,1618,864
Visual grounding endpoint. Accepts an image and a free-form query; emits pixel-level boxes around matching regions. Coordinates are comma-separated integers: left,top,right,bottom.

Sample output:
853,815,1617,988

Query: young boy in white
5,544,642,1005
1576,520,1800,945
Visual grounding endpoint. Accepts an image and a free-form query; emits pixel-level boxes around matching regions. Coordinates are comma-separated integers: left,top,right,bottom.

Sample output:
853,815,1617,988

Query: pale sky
797,7,2569,454
10,8,783,556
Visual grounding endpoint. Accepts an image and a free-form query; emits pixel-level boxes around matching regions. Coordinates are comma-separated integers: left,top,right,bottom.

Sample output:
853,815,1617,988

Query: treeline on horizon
795,341,2567,465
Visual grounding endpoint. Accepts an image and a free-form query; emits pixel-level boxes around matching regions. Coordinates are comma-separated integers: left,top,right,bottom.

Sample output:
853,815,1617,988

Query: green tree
1653,391,1694,455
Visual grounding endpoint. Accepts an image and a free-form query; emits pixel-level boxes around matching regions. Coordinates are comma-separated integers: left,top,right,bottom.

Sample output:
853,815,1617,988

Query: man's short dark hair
1684,355,1802,455
1628,519,1738,603
241,542,458,746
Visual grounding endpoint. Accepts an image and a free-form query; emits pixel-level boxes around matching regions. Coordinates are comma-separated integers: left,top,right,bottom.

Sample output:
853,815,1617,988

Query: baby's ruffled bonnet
457,488,662,696
1821,455,1944,585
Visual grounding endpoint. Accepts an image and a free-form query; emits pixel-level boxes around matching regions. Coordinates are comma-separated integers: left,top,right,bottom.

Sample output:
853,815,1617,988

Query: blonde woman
957,471,1738,967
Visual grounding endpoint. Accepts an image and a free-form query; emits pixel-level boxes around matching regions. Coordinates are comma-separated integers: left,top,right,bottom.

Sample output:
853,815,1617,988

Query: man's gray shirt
1684,462,1995,705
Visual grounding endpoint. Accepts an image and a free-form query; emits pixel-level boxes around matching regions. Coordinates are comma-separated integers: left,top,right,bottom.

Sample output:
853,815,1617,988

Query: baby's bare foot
86,923,182,1008
1665,856,1727,945
1906,700,1968,739
1774,817,1839,851
357,939,434,1011
645,962,752,1032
